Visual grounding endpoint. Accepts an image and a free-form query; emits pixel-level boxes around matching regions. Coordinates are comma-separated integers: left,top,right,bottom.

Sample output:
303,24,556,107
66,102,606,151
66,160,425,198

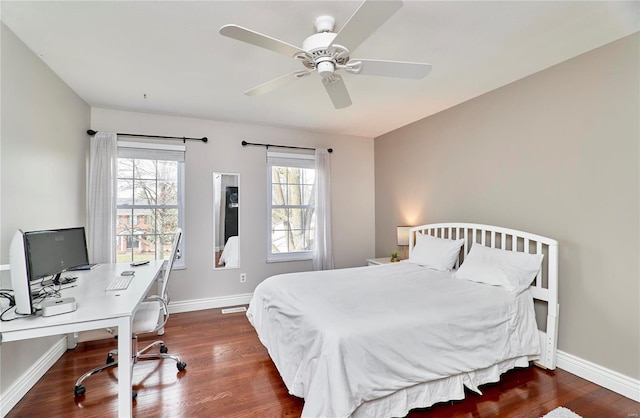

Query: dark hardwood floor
7,307,639,417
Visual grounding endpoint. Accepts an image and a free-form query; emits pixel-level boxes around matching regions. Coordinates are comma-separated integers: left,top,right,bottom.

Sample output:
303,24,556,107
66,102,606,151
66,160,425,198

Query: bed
247,223,559,417
219,235,239,268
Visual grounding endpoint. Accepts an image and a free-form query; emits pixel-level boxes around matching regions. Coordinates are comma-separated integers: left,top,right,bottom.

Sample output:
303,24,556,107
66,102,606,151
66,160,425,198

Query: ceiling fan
219,0,432,109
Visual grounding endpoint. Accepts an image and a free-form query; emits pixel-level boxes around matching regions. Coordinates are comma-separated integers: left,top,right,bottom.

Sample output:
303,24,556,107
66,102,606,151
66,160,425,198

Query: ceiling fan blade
322,74,352,109
244,71,309,96
351,59,432,79
330,0,403,53
220,24,304,58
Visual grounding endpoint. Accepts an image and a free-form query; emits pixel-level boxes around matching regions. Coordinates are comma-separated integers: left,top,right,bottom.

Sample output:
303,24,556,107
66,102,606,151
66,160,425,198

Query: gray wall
0,22,90,397
91,106,375,304
374,33,639,380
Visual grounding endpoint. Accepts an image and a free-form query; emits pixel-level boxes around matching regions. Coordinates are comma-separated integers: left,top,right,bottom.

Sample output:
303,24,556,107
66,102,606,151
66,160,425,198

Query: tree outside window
268,154,316,261
116,158,180,262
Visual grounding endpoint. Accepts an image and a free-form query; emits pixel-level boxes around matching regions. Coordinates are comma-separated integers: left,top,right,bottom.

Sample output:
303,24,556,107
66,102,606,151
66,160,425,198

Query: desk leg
157,277,165,336
66,332,78,349
117,316,133,418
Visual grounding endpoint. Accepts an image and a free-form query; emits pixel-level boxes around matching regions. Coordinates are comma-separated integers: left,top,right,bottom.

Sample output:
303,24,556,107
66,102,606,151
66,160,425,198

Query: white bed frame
409,223,559,370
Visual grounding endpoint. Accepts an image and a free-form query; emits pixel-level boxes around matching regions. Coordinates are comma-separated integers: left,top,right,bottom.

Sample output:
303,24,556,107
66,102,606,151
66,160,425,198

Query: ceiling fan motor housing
302,31,350,77
302,32,337,54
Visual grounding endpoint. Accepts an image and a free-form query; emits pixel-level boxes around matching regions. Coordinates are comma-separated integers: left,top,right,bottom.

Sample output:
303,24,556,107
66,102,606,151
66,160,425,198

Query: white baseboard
557,350,640,402
168,293,253,314
0,336,68,417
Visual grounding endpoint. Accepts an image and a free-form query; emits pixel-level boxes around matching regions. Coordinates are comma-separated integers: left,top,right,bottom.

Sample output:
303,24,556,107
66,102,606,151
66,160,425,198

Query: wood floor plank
6,307,639,417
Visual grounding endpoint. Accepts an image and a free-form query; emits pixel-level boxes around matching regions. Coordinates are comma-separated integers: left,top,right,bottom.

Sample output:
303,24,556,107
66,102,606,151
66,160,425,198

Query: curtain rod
87,129,208,143
241,140,332,153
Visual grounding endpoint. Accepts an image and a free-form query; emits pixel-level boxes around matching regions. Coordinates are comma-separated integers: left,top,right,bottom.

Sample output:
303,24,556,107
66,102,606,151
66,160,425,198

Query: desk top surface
0,260,164,337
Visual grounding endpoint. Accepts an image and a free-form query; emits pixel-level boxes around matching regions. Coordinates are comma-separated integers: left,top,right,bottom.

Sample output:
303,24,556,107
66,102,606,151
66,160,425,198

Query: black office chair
74,229,186,399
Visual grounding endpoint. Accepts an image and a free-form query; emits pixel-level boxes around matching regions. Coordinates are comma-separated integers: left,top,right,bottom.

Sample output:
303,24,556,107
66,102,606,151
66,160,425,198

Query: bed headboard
409,223,559,369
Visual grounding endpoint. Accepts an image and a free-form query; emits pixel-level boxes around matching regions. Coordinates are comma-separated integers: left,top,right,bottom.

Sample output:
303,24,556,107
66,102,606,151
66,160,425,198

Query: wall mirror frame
213,172,240,269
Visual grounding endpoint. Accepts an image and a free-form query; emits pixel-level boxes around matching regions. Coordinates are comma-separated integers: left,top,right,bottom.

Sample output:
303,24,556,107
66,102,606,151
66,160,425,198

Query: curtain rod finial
202,137,208,143
87,129,97,136
328,148,333,153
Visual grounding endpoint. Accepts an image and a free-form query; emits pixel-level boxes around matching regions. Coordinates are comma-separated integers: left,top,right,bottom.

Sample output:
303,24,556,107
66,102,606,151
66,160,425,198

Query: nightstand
366,257,397,266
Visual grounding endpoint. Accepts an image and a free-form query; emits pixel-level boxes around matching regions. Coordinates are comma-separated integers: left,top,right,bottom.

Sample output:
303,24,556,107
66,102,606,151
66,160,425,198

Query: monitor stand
39,273,63,287
32,273,77,298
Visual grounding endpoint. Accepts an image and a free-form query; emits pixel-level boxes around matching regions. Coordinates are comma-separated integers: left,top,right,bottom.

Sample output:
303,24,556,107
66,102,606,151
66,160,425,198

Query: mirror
213,173,240,269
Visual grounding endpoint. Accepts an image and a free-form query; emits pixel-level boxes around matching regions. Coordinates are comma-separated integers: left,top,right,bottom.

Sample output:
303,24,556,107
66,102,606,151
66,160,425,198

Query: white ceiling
2,1,638,138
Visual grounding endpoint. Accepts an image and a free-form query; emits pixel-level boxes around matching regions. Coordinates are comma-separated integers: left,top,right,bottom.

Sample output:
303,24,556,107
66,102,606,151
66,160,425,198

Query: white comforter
219,236,239,267
247,262,540,417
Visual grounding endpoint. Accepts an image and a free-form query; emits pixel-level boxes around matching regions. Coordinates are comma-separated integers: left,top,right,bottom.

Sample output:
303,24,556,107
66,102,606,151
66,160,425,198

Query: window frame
116,141,186,268
266,152,316,262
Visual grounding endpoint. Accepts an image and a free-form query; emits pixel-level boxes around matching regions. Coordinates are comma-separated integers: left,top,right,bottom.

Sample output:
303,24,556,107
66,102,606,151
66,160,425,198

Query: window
116,142,185,266
267,152,316,261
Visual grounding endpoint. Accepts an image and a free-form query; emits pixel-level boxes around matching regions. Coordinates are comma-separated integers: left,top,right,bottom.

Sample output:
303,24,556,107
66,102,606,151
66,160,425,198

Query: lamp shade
397,226,410,246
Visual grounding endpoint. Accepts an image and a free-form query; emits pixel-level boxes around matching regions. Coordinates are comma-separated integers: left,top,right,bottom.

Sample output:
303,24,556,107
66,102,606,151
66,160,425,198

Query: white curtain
313,149,334,270
88,132,117,263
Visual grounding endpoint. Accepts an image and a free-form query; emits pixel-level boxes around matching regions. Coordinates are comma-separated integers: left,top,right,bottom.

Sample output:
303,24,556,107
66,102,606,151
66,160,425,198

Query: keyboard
105,275,133,291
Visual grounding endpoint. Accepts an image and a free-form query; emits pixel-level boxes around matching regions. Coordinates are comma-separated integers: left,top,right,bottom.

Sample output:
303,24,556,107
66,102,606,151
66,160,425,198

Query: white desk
0,260,165,418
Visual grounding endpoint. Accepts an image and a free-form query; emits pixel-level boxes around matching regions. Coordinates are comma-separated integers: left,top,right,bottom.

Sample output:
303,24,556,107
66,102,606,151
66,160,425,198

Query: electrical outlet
240,273,247,283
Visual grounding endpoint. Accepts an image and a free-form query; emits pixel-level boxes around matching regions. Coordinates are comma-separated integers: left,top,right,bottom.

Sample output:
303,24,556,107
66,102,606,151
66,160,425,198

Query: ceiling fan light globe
317,60,335,78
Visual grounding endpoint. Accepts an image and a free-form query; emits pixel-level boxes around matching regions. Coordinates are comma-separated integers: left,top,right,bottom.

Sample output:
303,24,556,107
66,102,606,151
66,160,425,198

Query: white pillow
455,243,544,294
408,233,465,271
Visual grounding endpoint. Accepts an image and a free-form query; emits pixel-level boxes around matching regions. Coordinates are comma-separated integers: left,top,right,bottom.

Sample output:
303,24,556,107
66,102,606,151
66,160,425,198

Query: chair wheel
160,345,168,354
106,353,115,364
74,385,86,397
177,361,187,371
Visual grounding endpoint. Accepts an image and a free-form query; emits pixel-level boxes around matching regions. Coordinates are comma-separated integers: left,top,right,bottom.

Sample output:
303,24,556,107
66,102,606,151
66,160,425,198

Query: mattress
247,262,540,417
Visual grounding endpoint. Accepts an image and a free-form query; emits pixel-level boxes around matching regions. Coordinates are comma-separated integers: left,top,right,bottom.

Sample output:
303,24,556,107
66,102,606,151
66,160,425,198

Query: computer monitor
9,228,86,316
23,227,89,284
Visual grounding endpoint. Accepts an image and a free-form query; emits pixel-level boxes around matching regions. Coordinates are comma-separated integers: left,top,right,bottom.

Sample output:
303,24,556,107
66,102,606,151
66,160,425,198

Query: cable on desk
0,304,34,321
0,288,18,321
0,281,77,321
0,290,15,307
0,287,34,321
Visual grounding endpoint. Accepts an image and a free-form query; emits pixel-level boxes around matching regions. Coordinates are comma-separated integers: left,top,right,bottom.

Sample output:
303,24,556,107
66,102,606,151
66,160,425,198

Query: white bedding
219,236,239,267
247,262,540,418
